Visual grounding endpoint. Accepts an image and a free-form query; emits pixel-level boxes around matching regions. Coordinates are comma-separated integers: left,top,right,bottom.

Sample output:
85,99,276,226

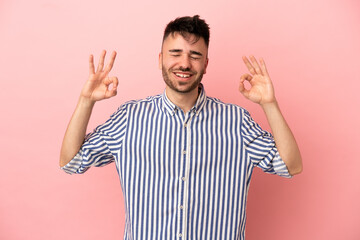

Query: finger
240,73,253,83
104,51,117,74
103,76,113,86
104,76,118,89
104,89,117,99
239,74,252,97
249,55,263,75
97,50,106,73
105,88,117,98
242,56,257,75
111,76,118,89
259,58,269,76
89,54,95,74
238,82,250,98
105,77,118,98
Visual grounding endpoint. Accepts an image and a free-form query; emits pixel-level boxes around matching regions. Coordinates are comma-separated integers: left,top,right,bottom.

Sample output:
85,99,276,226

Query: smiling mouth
175,73,190,78
173,72,193,79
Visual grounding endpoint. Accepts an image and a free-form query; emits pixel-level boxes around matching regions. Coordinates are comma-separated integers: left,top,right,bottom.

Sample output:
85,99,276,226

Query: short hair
162,15,210,47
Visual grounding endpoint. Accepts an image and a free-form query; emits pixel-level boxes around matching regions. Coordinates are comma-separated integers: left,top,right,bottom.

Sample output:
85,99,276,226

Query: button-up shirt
62,85,291,240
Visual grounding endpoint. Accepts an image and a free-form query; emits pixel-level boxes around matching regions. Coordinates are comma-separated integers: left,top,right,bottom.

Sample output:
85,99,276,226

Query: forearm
261,101,303,175
59,97,95,167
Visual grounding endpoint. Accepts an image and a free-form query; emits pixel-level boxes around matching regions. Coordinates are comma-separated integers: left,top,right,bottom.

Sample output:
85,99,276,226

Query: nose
179,54,191,70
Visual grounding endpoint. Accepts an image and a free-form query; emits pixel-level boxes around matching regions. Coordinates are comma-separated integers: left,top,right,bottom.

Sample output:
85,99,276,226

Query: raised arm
239,56,302,176
59,50,118,167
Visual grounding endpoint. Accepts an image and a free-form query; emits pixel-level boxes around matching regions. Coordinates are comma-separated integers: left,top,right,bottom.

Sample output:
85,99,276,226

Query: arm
59,50,118,167
239,56,302,176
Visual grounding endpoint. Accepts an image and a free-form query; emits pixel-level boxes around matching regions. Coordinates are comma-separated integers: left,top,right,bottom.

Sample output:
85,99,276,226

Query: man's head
162,15,210,49
160,15,210,95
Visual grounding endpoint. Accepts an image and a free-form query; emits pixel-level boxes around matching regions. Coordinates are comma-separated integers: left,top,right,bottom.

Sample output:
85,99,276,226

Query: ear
203,57,209,74
158,53,162,70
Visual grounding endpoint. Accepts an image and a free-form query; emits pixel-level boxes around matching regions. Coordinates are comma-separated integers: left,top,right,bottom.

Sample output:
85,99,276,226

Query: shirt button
178,233,183,237
181,177,186,181
184,123,187,128
179,205,184,209
183,150,186,154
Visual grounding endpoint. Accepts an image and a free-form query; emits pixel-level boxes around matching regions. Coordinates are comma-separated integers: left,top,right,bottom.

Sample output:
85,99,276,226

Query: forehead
162,32,208,53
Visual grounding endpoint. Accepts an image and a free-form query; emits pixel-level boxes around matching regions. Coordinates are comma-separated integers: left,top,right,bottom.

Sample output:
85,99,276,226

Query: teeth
175,73,190,78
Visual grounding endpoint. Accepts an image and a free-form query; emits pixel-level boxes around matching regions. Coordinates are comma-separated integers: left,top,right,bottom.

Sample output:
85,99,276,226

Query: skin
59,50,118,167
59,33,302,176
159,32,209,113
239,56,303,175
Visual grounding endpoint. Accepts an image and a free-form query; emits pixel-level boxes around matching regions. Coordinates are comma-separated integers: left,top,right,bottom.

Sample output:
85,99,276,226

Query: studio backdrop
0,0,359,239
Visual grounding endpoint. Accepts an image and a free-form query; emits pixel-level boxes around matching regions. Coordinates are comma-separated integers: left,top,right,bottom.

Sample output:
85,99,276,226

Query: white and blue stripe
62,85,291,240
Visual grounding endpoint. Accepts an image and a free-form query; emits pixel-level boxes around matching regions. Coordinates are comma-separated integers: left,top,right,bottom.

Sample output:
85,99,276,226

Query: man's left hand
239,56,276,105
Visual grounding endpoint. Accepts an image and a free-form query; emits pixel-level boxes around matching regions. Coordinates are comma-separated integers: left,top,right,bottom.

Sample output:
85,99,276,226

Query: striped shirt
62,84,291,240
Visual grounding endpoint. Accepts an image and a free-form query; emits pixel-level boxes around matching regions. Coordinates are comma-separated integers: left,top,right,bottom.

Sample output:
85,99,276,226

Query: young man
60,15,302,240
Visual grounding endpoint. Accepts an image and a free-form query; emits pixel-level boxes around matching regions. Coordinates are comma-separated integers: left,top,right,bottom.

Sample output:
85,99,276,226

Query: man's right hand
81,50,118,102
59,50,118,168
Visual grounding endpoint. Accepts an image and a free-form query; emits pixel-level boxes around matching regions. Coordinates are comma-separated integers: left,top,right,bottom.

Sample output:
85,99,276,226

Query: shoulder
205,96,248,114
123,94,161,107
112,94,162,116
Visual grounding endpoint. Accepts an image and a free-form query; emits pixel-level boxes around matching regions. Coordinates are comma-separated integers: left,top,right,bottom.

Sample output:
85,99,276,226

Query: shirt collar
161,83,207,116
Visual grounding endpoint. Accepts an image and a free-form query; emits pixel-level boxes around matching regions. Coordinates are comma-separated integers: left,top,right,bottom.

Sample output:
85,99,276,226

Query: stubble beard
162,65,204,94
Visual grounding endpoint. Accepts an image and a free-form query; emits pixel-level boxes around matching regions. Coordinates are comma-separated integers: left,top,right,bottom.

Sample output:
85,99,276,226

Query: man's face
159,32,209,94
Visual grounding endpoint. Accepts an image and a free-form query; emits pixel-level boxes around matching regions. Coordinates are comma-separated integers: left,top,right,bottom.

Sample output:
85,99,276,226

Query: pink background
1,0,359,239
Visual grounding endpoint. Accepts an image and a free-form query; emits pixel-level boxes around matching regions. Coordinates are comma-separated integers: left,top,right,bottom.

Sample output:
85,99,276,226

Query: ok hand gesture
239,56,276,105
81,50,118,102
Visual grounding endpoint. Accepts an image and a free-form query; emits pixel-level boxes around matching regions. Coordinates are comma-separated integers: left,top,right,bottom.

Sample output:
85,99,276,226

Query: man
60,15,302,240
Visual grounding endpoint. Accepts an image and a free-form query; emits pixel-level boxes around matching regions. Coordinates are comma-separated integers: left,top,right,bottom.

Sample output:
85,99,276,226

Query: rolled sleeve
60,104,127,175
61,151,88,174
241,109,292,178
60,131,115,175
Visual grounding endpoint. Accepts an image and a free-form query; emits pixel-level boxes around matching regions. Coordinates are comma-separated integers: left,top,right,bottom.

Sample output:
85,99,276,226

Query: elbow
59,148,77,168
59,153,71,168
288,157,303,176
59,158,67,168
289,165,303,176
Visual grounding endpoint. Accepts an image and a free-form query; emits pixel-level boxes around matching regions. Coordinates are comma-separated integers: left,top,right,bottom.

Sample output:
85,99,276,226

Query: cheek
194,61,207,72
162,59,177,70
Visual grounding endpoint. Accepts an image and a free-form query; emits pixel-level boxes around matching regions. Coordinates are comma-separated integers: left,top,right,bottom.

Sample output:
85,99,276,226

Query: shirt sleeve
241,109,292,178
61,105,128,174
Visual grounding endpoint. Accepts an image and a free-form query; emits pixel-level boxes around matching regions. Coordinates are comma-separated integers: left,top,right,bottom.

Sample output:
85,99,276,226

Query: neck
165,86,199,113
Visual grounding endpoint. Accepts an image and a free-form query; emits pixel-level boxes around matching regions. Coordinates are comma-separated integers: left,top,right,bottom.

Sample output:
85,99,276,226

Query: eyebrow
168,49,203,56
